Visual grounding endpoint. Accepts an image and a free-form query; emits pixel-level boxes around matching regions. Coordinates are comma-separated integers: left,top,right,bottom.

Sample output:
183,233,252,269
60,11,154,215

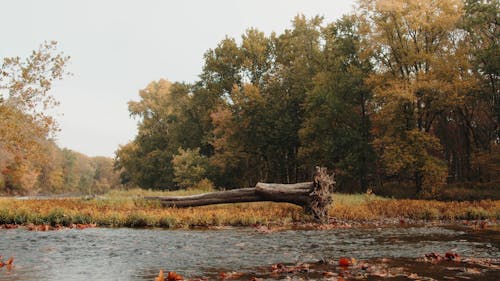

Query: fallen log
145,167,335,222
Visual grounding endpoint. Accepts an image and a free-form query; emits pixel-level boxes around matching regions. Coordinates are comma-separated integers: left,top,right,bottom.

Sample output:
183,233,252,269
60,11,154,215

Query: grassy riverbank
0,189,498,229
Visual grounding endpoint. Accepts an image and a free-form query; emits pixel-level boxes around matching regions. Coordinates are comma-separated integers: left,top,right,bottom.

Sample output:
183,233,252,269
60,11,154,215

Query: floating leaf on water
167,271,184,281
339,257,351,267
155,269,164,281
424,252,443,263
445,251,460,261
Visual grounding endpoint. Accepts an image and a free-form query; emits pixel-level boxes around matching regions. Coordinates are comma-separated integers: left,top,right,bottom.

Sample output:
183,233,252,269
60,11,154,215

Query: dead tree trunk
145,167,335,222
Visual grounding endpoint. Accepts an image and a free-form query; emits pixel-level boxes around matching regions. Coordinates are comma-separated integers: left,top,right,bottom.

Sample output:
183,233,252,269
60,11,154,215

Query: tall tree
206,16,324,186
358,0,465,193
456,0,500,182
0,41,70,194
268,15,324,183
115,80,203,189
300,15,374,192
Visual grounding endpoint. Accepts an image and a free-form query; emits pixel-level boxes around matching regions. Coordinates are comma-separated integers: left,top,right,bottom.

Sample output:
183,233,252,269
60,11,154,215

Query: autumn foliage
115,0,499,198
0,42,121,196
1,0,498,198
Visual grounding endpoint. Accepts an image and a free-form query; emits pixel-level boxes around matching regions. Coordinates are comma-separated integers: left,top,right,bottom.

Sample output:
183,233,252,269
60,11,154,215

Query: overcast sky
1,0,356,157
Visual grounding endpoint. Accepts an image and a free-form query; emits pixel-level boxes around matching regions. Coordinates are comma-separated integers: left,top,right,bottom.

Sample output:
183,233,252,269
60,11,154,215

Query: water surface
0,225,498,280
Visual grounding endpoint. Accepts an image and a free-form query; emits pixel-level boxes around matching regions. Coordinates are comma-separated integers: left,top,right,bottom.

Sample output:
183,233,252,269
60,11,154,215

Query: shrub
46,207,72,226
13,208,31,224
158,216,177,228
72,213,93,224
190,178,215,192
172,147,208,189
125,212,152,228
0,208,12,224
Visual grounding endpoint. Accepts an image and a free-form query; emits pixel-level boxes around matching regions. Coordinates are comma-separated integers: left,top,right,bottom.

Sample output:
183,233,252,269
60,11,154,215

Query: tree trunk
415,170,423,194
145,167,335,222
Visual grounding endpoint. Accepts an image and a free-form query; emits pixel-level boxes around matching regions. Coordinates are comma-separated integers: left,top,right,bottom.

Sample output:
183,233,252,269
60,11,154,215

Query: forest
1,0,499,199
0,42,119,195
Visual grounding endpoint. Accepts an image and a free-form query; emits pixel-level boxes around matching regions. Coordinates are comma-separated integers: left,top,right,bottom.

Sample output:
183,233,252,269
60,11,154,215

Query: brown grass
0,190,498,228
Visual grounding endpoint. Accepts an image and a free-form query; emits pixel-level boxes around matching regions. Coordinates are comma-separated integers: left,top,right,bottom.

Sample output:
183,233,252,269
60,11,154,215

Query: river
0,225,498,280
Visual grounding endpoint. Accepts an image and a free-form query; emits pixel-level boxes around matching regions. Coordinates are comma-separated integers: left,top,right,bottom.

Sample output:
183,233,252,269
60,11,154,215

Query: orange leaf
155,269,164,281
5,257,13,265
339,257,350,267
167,271,184,281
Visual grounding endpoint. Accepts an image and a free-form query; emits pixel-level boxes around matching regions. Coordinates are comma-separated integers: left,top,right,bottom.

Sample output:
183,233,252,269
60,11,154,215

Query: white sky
1,0,356,157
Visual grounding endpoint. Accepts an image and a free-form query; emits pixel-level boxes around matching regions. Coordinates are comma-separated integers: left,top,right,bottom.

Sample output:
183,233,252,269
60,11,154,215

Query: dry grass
0,189,498,228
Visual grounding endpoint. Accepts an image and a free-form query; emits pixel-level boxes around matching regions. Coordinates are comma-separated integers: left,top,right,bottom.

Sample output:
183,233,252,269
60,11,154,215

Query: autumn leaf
339,257,351,267
155,269,164,281
167,271,184,281
445,252,460,261
424,252,442,262
5,257,14,265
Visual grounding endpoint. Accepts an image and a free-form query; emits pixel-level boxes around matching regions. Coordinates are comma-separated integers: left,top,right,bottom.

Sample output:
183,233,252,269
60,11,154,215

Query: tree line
115,0,499,196
0,42,120,195
1,0,497,197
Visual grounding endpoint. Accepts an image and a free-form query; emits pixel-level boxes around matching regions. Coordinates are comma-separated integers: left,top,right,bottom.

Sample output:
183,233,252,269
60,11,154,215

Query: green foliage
300,15,374,192
72,213,93,224
125,212,153,228
0,208,13,224
115,80,204,190
115,2,499,199
172,147,208,189
46,207,72,226
0,1,497,200
158,216,177,228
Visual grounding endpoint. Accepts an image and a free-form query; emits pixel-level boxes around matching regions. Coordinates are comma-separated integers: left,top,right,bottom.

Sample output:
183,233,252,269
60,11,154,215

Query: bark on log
145,167,335,222
145,188,260,208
